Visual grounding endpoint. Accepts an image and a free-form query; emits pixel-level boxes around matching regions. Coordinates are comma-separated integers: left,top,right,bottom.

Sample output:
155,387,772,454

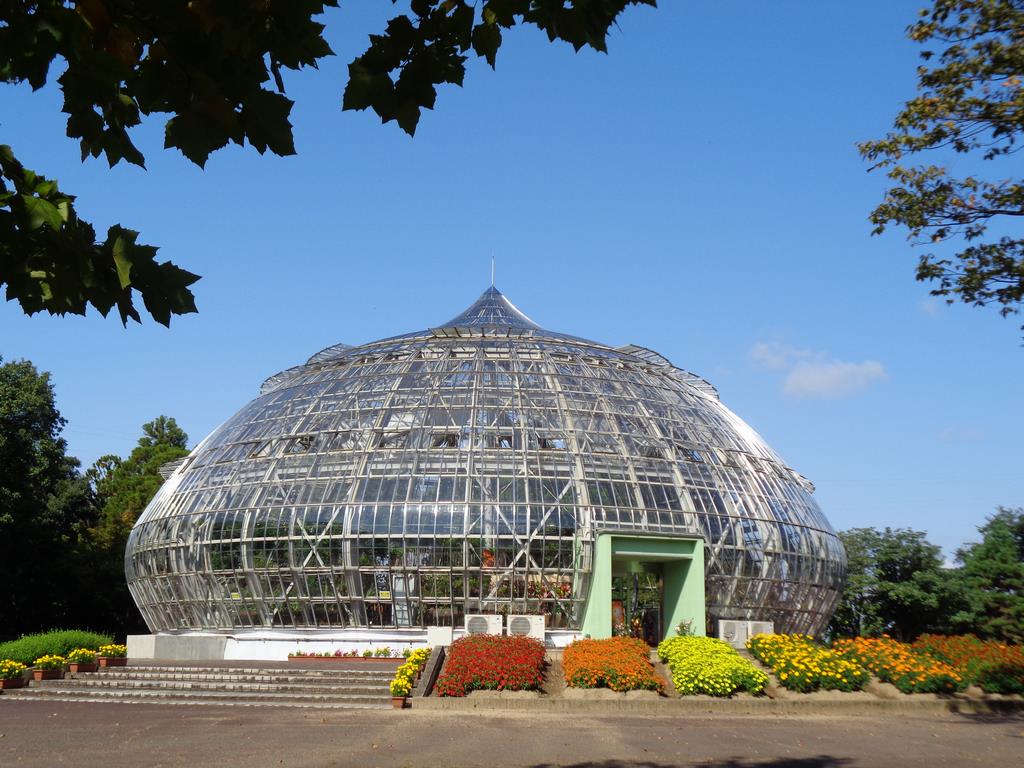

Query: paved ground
0,700,1021,768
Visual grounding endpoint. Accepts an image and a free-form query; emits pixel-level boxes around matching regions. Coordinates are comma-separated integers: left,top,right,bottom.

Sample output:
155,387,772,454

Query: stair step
82,672,392,683
5,687,389,703
0,693,388,709
1,663,402,710
103,665,396,675
37,684,385,696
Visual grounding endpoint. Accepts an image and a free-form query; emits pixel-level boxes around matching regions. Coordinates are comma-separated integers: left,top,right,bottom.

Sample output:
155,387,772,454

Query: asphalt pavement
0,699,1021,768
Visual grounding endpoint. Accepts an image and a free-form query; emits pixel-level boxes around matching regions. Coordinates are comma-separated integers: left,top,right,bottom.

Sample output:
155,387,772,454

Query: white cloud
750,341,813,371
782,359,887,398
920,297,943,317
751,340,888,399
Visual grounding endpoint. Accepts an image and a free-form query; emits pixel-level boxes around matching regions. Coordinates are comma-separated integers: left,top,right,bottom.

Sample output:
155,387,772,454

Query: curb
411,696,1024,716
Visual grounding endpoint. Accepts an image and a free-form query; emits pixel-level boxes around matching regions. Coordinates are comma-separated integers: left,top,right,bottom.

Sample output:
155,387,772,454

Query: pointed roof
438,286,542,331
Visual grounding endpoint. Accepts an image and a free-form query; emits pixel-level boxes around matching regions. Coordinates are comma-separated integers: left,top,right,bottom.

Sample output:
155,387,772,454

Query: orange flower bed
832,636,963,694
563,637,662,693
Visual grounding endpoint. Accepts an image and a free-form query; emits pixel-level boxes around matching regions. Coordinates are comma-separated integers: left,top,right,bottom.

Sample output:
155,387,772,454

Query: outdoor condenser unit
746,621,774,639
717,620,749,649
718,620,775,648
505,614,545,641
464,614,504,635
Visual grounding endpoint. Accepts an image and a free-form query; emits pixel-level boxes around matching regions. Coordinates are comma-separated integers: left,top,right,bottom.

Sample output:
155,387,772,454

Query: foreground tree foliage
861,0,1024,334
1,1,653,326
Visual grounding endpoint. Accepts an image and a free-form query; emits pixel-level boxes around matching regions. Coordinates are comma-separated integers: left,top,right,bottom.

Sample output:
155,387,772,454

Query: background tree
827,528,883,638
0,356,96,637
861,0,1024,335
1,1,654,326
956,507,1024,643
79,416,189,633
827,527,969,640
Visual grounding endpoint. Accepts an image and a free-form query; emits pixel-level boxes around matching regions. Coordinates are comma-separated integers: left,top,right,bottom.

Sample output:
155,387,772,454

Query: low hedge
0,630,114,666
657,636,767,697
563,637,662,692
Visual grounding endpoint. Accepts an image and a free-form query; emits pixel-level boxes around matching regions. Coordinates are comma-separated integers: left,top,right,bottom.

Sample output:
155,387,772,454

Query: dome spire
439,286,542,331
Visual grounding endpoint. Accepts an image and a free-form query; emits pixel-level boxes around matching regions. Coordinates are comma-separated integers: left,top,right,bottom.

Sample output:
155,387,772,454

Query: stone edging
411,695,1024,716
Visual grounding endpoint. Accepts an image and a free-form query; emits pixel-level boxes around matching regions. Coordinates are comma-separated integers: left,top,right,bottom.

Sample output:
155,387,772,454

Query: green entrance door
580,532,705,642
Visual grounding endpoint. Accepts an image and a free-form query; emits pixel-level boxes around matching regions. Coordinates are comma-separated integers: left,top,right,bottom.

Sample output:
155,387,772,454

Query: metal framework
126,287,845,635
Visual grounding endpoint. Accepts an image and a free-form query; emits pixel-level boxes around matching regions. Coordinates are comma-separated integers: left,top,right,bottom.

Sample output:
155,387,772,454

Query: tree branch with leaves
861,0,1024,335
1,1,653,326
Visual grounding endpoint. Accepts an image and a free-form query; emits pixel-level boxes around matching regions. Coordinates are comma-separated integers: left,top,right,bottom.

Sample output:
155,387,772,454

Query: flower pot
98,656,127,668
69,662,98,674
33,669,63,681
0,677,27,690
391,696,406,709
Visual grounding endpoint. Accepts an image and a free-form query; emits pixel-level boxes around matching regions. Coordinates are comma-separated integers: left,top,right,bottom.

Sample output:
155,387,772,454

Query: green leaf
21,195,64,231
241,90,297,156
472,23,502,68
111,236,134,290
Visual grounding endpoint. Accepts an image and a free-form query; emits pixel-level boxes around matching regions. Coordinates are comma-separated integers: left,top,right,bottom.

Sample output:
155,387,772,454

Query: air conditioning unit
464,614,503,635
746,621,774,639
506,614,545,641
717,620,748,649
426,626,454,646
718,620,775,648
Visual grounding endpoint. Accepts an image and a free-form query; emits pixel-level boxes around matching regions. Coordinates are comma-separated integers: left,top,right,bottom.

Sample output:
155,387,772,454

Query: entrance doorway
611,571,662,646
580,532,705,642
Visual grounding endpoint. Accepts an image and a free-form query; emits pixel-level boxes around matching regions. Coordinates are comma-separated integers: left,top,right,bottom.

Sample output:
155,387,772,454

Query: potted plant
97,643,128,668
389,675,411,708
0,659,27,690
66,648,98,674
32,655,65,681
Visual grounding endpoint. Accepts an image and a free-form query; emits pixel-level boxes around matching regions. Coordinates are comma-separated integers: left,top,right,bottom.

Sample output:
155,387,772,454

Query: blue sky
2,2,1021,559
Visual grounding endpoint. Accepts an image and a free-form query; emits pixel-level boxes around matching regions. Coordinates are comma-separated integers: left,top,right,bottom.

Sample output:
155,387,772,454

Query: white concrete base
127,628,587,661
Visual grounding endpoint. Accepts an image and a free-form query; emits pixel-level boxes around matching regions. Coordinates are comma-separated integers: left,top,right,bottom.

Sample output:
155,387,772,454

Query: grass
0,630,115,665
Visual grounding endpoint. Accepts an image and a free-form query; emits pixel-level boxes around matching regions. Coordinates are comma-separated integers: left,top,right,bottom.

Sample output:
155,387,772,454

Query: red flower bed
435,634,546,697
563,637,662,692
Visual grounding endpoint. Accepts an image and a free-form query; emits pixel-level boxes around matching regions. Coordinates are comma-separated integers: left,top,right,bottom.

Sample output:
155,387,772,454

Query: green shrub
976,661,1024,695
0,630,114,665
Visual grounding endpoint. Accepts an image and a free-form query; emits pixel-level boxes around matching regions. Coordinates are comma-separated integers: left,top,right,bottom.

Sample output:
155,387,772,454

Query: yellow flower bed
657,636,767,697
390,647,432,698
747,634,869,693
0,659,27,680
98,644,127,657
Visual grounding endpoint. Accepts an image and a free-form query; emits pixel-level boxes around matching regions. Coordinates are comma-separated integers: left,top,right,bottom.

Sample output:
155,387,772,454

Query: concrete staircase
0,663,398,709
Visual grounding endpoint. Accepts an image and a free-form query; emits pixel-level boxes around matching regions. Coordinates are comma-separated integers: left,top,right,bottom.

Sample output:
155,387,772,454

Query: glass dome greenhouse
126,287,845,639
